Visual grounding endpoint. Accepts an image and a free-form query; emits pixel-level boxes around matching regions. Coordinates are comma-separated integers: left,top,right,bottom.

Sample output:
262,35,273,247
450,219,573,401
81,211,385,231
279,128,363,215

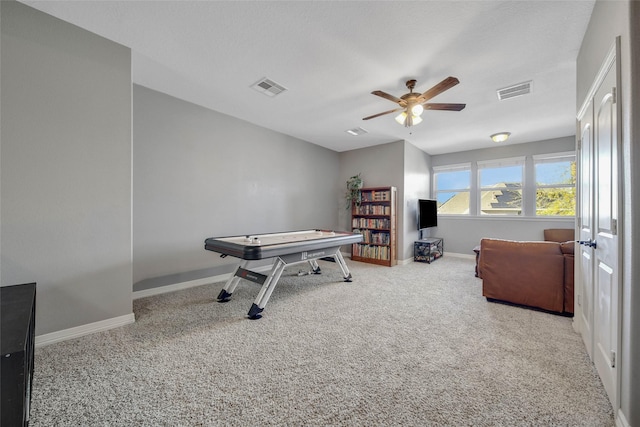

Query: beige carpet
30,257,614,426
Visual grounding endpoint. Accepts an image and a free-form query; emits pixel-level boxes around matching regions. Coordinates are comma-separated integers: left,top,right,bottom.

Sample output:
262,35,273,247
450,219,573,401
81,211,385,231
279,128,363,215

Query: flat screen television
418,199,438,229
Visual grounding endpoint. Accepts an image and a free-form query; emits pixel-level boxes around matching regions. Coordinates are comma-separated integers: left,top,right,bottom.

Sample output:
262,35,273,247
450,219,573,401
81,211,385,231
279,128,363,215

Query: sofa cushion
544,228,575,243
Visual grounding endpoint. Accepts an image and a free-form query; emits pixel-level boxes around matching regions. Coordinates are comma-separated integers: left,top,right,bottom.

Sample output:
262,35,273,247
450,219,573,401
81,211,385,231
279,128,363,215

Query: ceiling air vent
346,127,368,136
251,78,287,97
496,80,532,101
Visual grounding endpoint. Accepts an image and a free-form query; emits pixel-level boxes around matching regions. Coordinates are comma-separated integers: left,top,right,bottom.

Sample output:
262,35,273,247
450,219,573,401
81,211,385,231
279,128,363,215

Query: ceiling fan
363,76,466,127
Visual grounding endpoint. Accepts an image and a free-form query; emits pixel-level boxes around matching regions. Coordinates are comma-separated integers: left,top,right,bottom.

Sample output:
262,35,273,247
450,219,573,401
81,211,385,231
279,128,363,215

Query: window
478,158,524,215
434,164,471,215
534,153,576,216
433,152,575,217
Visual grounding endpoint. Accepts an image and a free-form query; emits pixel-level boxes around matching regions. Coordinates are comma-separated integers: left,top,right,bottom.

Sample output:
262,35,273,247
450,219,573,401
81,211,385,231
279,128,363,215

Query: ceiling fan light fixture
411,104,424,116
490,132,511,143
411,115,423,126
395,111,407,125
395,111,422,127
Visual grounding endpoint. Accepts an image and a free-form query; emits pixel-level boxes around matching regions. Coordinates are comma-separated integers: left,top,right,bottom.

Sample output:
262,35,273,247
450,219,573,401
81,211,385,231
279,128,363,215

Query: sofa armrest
560,241,575,255
563,254,575,314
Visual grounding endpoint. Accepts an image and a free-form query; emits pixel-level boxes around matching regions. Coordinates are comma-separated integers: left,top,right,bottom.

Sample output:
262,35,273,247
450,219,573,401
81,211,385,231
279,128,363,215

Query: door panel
578,249,593,352
597,91,614,231
596,261,613,363
592,62,618,405
577,101,593,356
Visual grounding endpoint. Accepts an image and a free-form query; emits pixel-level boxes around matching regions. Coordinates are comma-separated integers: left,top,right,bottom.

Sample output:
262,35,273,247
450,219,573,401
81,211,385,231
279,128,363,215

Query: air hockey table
204,229,363,319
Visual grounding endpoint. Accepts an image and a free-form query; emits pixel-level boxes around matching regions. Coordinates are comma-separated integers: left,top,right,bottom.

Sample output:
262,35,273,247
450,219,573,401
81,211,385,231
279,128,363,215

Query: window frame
533,152,576,217
432,152,576,218
433,163,472,215
477,157,525,216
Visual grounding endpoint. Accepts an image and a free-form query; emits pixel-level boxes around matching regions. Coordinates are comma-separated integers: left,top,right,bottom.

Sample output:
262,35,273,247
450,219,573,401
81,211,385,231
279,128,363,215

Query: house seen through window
434,165,470,215
478,158,523,215
434,153,576,217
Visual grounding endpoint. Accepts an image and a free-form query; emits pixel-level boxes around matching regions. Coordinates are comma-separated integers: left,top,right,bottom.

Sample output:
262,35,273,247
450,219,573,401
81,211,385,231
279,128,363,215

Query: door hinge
612,87,617,104
578,138,582,150
612,218,618,235
611,350,616,368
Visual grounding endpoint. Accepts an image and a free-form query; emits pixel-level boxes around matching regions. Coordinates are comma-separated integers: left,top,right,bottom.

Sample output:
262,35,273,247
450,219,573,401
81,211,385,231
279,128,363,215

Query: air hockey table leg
333,250,353,282
309,259,321,274
248,257,286,319
217,259,250,302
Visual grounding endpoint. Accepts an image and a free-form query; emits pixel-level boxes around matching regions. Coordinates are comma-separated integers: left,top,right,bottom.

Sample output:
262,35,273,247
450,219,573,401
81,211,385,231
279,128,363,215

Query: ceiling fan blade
424,103,466,111
362,107,404,120
371,90,405,105
420,76,460,102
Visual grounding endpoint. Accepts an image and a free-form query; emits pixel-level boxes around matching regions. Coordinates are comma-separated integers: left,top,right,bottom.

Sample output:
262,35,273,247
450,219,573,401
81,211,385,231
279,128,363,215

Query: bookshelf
351,186,397,267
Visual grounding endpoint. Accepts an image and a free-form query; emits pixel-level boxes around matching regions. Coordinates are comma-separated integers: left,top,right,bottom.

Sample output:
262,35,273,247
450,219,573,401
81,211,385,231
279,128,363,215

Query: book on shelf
352,244,390,261
352,218,391,229
353,205,391,216
354,229,390,245
361,190,391,202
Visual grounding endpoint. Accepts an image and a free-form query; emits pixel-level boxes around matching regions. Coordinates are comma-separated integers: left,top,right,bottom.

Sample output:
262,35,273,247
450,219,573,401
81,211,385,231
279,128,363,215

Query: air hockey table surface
204,229,362,261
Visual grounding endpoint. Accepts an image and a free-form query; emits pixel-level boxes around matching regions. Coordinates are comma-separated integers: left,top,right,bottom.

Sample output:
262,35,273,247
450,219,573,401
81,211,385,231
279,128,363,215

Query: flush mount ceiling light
490,132,511,143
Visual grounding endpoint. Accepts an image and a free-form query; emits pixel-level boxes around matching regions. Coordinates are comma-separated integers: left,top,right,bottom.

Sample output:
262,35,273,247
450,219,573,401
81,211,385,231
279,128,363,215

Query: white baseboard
132,274,231,300
132,265,275,300
35,275,232,348
35,313,135,348
616,409,630,427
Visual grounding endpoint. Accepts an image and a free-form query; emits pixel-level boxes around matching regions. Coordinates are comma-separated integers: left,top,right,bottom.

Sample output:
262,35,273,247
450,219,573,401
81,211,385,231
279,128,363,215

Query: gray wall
430,137,576,254
578,1,639,424
339,137,576,260
338,141,405,258
133,85,340,290
0,2,133,335
339,141,432,262
402,142,432,260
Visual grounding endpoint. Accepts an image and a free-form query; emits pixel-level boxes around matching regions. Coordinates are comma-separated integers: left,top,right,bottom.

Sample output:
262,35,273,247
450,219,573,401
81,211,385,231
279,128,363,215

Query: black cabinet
1,283,36,427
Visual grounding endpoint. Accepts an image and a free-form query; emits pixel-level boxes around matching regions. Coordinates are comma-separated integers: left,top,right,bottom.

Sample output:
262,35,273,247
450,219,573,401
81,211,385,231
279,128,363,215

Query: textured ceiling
22,1,595,154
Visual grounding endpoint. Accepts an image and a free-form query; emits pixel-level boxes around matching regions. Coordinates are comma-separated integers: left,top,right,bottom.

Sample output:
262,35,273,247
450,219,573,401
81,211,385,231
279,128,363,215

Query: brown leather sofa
478,235,575,315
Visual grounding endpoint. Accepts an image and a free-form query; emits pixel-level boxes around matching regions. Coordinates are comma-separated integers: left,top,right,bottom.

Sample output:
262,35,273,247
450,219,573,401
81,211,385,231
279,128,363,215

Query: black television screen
418,199,438,229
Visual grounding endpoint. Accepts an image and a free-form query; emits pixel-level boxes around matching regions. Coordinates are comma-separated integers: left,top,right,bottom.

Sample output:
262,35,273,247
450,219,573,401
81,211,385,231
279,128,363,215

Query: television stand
414,237,443,263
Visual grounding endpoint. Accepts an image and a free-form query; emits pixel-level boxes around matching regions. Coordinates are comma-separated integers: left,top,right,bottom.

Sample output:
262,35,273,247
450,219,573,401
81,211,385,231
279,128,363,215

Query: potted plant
345,173,364,209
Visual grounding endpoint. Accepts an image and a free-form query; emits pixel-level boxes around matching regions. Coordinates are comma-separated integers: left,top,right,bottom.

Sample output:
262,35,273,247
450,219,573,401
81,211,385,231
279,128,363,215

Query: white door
576,100,594,358
575,40,620,409
591,62,619,405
